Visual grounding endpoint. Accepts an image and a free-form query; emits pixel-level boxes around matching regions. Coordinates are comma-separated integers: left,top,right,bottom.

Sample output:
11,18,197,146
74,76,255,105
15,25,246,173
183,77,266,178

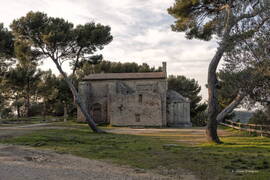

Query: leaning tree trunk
217,92,246,123
206,44,226,144
53,59,104,133
206,5,233,144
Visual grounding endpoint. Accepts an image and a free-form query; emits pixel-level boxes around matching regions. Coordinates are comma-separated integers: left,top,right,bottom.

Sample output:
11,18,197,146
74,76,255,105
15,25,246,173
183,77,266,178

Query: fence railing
220,120,270,136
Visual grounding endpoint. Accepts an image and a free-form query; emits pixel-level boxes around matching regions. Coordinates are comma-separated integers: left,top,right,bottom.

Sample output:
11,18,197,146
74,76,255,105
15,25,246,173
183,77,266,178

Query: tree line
0,52,207,126
0,61,73,120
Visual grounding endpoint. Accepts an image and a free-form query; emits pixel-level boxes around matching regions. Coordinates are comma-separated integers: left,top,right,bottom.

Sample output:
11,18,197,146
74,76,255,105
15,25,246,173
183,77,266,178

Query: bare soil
107,127,232,145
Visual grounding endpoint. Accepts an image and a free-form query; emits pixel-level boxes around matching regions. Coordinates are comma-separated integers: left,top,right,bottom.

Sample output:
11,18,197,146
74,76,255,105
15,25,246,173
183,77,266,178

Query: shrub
0,108,12,118
249,110,270,125
28,103,43,117
192,111,207,127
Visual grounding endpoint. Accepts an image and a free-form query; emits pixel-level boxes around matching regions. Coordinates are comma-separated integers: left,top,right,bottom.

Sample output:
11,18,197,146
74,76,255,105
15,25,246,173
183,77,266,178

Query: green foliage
75,23,113,51
168,0,223,40
35,71,76,118
249,110,270,125
0,23,14,58
168,1,268,41
222,18,270,105
217,69,252,110
1,65,75,118
0,107,12,119
10,11,113,72
14,40,41,66
191,111,208,127
28,103,43,117
168,75,207,126
45,76,75,117
3,63,42,116
0,23,14,86
51,102,66,116
217,59,270,121
54,76,73,103
5,65,42,92
37,70,58,100
76,60,162,79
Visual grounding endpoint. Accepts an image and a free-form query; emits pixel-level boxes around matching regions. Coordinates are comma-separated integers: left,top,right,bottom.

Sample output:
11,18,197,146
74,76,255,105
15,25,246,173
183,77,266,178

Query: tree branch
72,47,83,76
235,7,267,23
217,91,246,122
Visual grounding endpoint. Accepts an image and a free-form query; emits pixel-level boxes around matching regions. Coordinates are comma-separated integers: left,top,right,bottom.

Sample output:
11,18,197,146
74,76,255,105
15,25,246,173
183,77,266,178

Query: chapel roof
167,90,190,103
83,72,166,81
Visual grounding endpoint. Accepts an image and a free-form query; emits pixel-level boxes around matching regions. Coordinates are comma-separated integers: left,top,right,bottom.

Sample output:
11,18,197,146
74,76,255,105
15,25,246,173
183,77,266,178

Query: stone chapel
77,62,192,127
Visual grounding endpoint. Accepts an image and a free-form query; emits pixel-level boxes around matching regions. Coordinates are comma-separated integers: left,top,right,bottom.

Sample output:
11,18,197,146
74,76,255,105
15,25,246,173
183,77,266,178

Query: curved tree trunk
206,44,226,144
53,59,104,133
206,5,233,144
217,92,246,123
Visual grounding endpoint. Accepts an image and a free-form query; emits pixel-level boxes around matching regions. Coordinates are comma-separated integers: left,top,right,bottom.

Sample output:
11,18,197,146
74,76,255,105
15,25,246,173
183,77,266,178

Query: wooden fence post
239,123,241,131
220,120,270,137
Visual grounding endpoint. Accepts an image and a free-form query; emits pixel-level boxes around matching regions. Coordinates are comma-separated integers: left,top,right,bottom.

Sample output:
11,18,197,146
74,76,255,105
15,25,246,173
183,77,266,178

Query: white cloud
0,0,218,100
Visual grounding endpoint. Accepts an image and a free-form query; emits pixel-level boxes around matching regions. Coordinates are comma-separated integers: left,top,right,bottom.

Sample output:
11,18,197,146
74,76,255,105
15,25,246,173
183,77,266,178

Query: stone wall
77,81,91,122
167,102,191,127
109,93,163,127
77,78,167,126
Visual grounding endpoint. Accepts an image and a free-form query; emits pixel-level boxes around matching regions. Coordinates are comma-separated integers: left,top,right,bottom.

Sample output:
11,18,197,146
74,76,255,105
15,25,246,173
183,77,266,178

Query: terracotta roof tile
83,72,166,80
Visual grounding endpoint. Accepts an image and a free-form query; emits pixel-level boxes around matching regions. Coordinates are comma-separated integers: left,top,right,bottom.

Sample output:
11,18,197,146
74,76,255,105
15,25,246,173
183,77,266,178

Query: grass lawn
0,116,69,126
1,123,270,180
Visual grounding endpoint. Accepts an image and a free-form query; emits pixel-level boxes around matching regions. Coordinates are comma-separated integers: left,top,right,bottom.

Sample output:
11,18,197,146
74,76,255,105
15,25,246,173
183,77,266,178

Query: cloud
0,0,218,100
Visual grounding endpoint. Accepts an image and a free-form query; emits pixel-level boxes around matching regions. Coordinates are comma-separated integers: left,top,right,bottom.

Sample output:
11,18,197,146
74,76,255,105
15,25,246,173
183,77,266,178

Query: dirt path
0,124,198,180
107,127,232,145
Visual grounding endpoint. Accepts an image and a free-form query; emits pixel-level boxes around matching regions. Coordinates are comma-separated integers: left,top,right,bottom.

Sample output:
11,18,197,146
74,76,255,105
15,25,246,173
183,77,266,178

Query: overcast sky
0,0,219,100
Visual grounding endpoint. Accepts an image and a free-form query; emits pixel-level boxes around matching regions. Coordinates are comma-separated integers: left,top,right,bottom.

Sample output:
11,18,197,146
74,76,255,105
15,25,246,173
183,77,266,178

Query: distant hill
232,111,254,123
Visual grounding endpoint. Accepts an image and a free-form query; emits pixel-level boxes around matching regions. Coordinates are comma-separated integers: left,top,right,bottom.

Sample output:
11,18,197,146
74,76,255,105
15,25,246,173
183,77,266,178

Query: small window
135,114,140,122
118,104,123,111
139,94,143,103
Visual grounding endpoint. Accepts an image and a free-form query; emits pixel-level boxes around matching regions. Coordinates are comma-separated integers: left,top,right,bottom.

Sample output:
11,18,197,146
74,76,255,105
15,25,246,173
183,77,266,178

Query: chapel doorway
91,103,102,124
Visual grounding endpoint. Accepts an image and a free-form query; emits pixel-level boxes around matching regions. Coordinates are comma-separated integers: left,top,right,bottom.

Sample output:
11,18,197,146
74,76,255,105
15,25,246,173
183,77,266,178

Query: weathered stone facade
78,62,191,127
167,90,191,127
